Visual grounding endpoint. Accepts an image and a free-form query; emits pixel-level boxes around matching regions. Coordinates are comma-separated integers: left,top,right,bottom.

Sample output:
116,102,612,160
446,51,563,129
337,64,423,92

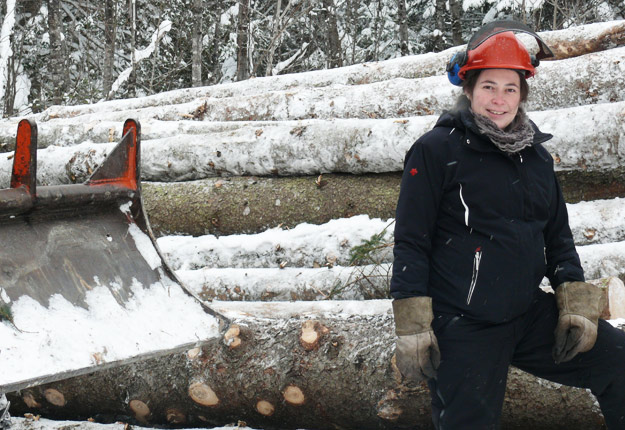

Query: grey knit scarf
470,107,535,154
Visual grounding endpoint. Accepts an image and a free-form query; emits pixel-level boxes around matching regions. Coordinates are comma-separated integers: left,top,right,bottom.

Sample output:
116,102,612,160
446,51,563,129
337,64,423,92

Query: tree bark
434,0,446,51
191,0,203,87
397,0,408,56
236,0,250,81
127,0,137,97
264,0,282,76
138,169,625,238
46,0,64,106
321,0,342,68
448,0,463,46
7,300,620,429
0,0,17,117
103,0,116,98
142,173,401,237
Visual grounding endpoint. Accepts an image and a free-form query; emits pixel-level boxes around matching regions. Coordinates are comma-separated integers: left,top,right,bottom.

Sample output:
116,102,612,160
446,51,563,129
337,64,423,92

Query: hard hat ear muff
530,55,540,68
447,51,467,86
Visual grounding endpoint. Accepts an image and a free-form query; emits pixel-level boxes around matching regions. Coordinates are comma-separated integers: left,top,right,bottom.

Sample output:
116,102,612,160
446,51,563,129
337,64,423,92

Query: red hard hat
458,31,536,80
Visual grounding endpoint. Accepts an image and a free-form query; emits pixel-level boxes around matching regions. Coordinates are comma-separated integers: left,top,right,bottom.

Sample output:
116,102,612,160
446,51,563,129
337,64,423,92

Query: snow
108,20,172,97
9,417,262,430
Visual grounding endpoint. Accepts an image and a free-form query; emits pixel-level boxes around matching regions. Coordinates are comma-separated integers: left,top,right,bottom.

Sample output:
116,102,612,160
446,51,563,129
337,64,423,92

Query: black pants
428,289,625,429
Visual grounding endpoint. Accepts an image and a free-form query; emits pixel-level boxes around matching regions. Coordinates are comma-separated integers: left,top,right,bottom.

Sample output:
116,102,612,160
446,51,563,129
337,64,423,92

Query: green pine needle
0,303,14,324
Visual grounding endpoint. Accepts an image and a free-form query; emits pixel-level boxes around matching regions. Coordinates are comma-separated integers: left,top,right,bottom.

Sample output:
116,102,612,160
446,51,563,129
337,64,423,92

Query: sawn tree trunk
141,170,625,237
6,301,619,430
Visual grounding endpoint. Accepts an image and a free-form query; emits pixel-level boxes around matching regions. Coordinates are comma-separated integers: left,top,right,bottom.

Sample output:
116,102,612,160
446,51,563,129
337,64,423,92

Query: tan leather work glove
392,296,441,382
553,281,605,364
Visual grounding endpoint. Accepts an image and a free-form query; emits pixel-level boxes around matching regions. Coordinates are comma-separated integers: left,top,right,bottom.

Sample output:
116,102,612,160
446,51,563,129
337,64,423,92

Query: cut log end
224,324,242,349
256,400,275,416
43,389,66,407
299,320,328,351
189,382,219,407
22,393,41,409
129,399,150,422
283,385,305,406
187,347,202,359
166,407,186,424
376,390,403,421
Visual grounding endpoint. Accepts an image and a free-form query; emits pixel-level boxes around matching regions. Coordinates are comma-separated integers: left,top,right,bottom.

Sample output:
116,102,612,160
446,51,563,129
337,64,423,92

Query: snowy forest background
1,0,625,118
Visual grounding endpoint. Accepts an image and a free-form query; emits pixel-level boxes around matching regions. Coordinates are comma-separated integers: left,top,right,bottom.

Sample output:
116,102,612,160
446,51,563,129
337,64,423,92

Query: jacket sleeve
390,131,449,299
544,173,585,288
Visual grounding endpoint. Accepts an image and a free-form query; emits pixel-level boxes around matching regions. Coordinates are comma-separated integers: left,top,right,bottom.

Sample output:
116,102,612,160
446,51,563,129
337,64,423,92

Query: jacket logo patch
410,168,418,176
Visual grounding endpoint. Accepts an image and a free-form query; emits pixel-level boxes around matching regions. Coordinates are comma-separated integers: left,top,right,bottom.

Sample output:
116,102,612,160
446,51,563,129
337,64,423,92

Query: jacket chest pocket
454,168,522,224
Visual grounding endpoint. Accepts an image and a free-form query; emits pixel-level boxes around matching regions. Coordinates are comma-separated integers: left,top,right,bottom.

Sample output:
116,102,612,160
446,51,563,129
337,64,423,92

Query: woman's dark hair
461,69,529,102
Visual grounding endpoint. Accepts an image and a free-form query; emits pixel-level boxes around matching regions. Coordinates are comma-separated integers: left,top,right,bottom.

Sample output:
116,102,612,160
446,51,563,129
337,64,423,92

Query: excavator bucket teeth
0,119,225,394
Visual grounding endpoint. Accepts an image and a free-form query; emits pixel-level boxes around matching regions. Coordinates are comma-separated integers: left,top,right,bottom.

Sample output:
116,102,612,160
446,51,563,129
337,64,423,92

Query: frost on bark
6,301,619,429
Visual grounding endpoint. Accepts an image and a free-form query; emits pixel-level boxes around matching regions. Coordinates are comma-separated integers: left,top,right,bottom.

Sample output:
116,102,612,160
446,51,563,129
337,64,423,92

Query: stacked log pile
3,20,625,429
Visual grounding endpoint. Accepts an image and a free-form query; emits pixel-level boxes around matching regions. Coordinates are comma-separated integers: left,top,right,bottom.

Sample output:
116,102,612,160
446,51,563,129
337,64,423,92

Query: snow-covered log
139,170,625,237
177,264,393,301
0,45,622,141
6,299,621,430
0,20,619,126
173,241,625,302
0,101,623,186
157,215,394,270
157,199,625,272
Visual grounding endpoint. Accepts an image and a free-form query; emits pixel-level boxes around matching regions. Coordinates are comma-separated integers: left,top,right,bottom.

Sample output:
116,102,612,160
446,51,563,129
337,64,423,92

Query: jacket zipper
459,183,469,227
467,246,482,305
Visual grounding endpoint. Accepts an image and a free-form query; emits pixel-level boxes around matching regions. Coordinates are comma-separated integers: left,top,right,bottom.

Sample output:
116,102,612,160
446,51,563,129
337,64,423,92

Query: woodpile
3,20,625,430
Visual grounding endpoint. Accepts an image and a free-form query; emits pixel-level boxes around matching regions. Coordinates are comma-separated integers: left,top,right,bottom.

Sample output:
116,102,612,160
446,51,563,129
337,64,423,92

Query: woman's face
466,69,522,130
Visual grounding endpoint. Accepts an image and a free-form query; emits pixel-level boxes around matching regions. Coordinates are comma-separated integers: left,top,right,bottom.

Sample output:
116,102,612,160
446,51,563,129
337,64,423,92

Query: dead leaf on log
190,101,208,120
290,126,306,136
315,174,327,188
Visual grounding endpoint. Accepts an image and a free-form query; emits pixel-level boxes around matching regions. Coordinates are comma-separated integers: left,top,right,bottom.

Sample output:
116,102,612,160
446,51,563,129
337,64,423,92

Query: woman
390,21,625,429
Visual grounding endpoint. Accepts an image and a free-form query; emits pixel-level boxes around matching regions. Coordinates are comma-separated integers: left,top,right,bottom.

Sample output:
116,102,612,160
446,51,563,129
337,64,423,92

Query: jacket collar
435,108,553,153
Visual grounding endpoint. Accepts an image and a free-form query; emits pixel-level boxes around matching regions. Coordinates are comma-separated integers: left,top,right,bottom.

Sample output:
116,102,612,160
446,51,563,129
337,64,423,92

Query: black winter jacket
390,108,584,323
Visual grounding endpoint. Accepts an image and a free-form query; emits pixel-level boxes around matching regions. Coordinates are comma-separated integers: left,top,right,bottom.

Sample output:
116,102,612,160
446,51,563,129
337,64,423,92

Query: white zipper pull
519,153,524,163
